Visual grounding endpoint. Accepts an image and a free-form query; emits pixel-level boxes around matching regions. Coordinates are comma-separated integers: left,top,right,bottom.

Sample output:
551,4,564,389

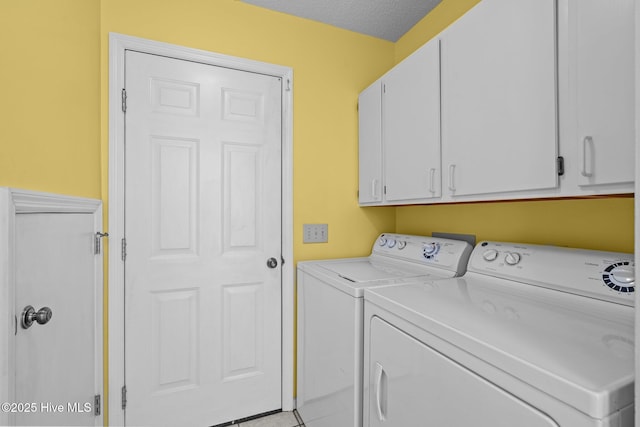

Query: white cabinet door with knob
383,39,441,202
358,79,383,204
572,0,635,187
14,213,98,427
358,38,441,206
441,0,558,199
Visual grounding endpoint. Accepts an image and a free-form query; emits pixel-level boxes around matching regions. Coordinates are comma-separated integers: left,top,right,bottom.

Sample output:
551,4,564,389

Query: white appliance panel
297,233,473,427
365,277,634,418
297,272,361,427
468,241,635,306
368,316,559,427
363,241,635,425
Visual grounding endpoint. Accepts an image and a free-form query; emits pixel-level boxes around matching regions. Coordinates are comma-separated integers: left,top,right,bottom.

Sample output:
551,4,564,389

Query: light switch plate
303,224,328,243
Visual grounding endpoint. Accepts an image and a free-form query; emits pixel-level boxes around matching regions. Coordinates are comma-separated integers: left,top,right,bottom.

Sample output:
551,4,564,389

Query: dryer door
367,317,559,427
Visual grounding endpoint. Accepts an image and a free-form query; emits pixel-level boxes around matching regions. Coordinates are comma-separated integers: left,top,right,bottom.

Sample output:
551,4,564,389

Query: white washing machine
363,241,635,427
296,233,473,427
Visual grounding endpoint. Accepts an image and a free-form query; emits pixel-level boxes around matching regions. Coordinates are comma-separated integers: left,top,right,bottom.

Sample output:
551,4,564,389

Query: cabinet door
359,80,383,204
441,0,558,198
574,0,634,186
383,39,441,202
367,317,559,427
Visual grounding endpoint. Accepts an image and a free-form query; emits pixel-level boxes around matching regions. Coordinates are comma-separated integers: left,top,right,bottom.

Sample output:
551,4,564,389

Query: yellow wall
396,198,634,253
0,0,101,198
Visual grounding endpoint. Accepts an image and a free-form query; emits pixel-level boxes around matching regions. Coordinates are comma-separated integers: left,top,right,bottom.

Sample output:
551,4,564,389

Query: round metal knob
266,257,278,269
35,306,53,325
21,305,53,329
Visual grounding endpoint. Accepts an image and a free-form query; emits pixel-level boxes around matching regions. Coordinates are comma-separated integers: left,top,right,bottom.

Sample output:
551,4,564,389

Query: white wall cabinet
440,0,559,199
358,0,635,206
384,40,441,202
358,39,441,205
358,80,383,204
571,0,635,188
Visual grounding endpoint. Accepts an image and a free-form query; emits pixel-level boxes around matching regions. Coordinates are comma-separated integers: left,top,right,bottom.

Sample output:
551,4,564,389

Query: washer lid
365,275,635,419
298,257,456,297
317,258,434,282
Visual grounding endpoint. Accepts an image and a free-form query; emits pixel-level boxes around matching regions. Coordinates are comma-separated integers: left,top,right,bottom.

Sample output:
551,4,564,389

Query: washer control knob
397,241,407,250
423,242,440,258
387,239,396,248
378,237,387,246
505,252,521,266
483,249,499,262
611,265,634,285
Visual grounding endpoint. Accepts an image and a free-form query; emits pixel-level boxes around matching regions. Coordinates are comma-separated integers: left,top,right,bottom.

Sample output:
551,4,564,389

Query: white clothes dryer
363,241,635,427
296,233,473,427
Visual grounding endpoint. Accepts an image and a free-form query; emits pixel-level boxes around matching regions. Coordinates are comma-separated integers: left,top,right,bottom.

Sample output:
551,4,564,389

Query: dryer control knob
387,239,397,248
378,237,387,246
611,265,634,285
397,241,407,250
483,249,499,262
505,252,521,266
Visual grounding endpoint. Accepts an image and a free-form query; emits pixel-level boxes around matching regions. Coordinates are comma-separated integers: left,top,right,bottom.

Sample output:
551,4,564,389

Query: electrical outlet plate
303,224,328,243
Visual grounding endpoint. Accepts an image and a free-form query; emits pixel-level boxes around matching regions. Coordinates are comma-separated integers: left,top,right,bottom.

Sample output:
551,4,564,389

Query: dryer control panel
372,233,473,276
468,241,635,307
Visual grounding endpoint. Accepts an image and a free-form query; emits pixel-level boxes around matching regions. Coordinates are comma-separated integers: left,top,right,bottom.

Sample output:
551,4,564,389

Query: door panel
575,0,635,186
125,51,282,427
367,317,559,427
358,80,383,204
441,0,558,197
15,213,99,427
384,39,441,201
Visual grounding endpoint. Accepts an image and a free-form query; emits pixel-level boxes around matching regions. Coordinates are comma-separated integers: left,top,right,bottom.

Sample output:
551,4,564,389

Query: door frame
108,33,295,425
0,188,104,426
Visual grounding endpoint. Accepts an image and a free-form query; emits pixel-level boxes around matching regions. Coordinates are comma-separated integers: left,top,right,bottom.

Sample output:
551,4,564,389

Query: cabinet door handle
581,136,594,177
371,179,378,198
374,362,387,422
429,168,436,194
448,164,456,192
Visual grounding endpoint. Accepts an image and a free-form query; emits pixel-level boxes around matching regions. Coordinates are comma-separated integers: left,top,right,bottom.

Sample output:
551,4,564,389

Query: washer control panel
372,233,473,276
469,241,635,306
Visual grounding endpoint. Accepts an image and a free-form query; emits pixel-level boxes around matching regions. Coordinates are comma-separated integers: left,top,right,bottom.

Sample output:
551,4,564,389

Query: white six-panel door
124,51,282,427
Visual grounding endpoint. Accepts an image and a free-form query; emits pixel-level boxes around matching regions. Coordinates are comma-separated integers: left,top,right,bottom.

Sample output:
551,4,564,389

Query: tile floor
232,410,305,427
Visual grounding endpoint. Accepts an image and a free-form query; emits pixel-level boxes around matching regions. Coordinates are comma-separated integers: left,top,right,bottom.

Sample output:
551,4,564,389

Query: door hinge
557,156,565,176
285,78,291,92
121,238,127,262
95,232,109,255
121,88,127,113
121,385,127,410
94,394,101,416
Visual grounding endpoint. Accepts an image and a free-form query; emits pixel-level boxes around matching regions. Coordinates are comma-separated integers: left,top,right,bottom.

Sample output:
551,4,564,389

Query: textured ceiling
240,0,443,42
